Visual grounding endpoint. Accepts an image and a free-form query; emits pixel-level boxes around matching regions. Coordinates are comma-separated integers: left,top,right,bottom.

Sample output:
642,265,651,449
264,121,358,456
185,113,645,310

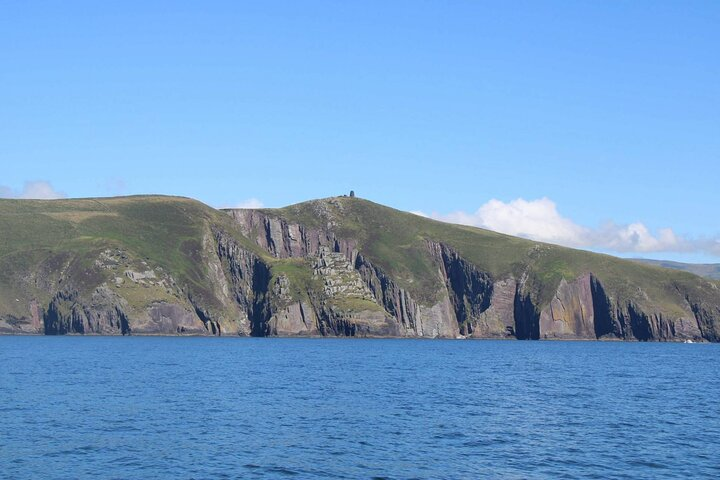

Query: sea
1,337,718,479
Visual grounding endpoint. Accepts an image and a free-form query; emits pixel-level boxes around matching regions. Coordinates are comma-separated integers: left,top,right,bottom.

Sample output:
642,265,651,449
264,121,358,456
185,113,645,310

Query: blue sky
1,1,719,261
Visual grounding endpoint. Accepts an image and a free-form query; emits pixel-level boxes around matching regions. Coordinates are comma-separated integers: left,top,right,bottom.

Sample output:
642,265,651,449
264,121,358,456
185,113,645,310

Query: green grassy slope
0,195,266,319
631,259,720,280
269,197,717,314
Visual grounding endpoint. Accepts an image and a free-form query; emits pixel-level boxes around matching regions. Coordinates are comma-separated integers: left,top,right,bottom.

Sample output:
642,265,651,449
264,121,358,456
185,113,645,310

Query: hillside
1,195,719,341
0,196,270,335
631,259,720,280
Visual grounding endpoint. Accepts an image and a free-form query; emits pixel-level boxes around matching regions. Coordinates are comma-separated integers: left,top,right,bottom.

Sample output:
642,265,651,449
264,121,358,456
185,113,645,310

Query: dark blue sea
1,338,719,479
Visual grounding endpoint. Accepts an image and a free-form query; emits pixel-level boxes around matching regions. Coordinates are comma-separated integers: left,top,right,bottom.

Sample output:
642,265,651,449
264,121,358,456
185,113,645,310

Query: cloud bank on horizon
412,197,720,257
0,181,65,200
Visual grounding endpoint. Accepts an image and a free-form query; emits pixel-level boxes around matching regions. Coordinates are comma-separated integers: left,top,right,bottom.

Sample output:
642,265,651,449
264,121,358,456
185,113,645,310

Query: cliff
1,195,718,341
224,198,720,342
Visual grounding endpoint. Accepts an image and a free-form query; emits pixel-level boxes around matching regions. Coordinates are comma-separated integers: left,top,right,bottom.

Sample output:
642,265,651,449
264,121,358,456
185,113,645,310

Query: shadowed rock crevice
43,291,84,335
513,289,540,340
213,230,272,336
354,253,420,333
188,295,221,336
429,242,493,333
624,303,654,341
687,298,720,342
43,289,132,335
590,276,618,339
316,311,357,337
610,302,684,342
249,261,272,336
116,306,131,335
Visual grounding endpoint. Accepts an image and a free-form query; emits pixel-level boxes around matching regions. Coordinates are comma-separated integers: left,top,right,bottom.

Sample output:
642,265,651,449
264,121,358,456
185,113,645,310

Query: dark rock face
2,229,266,337
213,230,272,336
226,209,347,259
3,202,719,341
623,304,656,341
429,242,494,334
513,289,540,340
538,273,708,342
189,297,222,336
590,277,619,339
224,209,720,342
354,252,423,334
229,211,519,338
43,289,130,335
33,228,279,337
40,288,217,336
688,300,720,342
227,209,442,337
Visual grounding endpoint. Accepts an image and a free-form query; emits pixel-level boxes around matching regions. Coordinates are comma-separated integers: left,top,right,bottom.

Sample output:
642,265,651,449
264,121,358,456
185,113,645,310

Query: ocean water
1,338,719,479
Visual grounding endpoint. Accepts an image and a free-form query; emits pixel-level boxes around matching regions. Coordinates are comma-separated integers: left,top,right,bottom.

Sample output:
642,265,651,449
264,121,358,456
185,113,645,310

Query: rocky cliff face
227,209,464,338
223,208,720,342
0,223,268,337
2,196,719,341
535,273,711,341
0,253,214,336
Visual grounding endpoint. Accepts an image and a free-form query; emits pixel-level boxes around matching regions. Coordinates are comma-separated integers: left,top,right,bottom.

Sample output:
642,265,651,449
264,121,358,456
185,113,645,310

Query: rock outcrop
539,275,596,340
1,195,719,341
225,207,720,342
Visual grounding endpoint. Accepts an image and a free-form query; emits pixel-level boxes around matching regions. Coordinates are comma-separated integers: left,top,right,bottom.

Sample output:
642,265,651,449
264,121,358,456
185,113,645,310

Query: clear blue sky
1,1,718,261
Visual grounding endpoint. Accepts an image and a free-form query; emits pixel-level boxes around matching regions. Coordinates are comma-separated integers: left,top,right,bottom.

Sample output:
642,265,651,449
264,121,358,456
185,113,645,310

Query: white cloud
466,197,588,247
421,197,718,256
409,210,429,218
0,181,66,199
230,198,264,209
595,223,684,253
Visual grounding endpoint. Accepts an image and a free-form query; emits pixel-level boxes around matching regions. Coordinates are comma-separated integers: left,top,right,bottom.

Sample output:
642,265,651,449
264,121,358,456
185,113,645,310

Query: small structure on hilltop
349,190,355,198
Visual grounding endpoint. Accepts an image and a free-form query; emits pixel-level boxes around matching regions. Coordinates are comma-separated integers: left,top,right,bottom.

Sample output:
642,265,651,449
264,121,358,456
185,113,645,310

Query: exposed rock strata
43,288,131,335
1,200,718,341
225,209,718,341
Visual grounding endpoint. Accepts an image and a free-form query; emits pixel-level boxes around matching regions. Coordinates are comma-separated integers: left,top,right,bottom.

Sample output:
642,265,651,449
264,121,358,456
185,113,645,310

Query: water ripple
1,337,719,479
